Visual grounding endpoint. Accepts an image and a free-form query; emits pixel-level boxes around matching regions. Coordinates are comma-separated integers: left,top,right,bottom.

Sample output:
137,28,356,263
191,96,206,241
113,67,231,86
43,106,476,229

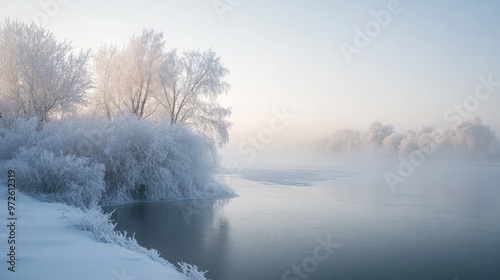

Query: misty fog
1,1,500,280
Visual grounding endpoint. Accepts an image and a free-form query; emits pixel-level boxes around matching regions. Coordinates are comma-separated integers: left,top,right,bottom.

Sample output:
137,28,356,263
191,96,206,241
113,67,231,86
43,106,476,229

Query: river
106,163,500,280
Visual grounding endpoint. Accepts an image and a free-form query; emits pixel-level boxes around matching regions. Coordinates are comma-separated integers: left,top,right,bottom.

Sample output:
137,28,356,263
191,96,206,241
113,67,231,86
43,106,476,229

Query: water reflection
107,199,231,274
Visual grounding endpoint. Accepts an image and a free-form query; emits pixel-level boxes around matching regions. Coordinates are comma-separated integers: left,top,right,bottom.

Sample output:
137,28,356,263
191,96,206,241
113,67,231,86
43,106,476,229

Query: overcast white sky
2,0,500,159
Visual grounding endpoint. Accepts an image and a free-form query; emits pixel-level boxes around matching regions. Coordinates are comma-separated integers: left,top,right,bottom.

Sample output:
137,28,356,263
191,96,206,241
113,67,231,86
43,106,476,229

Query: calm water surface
106,164,500,280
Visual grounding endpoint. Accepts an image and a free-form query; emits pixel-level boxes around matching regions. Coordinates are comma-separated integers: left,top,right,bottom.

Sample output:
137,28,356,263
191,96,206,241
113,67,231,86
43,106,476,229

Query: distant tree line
319,117,500,160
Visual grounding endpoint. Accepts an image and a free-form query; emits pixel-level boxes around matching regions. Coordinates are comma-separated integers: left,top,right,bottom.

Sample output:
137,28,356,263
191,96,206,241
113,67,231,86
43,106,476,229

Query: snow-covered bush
0,117,108,161
101,115,232,203
10,148,105,209
0,118,39,161
1,114,233,208
35,117,108,160
179,262,208,280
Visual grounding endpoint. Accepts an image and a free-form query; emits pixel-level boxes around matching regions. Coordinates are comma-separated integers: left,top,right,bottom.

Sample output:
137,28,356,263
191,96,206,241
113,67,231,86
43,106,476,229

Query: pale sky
2,0,500,160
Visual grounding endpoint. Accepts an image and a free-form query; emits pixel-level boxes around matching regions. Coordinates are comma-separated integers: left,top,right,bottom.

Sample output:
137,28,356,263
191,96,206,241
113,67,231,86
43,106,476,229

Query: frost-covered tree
91,29,165,120
92,29,232,146
383,133,404,154
398,131,419,155
322,129,361,153
157,49,231,146
362,121,394,150
449,117,500,159
90,44,120,120
0,20,91,125
120,29,165,119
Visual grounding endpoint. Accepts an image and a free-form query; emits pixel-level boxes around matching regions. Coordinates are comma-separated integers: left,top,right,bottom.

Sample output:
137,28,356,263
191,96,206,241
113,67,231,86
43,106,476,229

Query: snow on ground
0,191,194,280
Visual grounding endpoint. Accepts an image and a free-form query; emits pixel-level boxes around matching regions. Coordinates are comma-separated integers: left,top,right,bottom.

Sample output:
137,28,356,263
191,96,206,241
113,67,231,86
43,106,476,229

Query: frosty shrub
10,148,105,209
0,117,108,161
69,207,174,268
1,114,233,208
101,115,232,204
34,117,108,160
67,205,207,279
179,262,208,280
0,118,39,161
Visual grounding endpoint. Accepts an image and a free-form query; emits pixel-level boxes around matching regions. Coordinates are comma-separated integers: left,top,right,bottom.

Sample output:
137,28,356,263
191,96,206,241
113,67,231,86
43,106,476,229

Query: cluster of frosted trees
0,20,231,145
89,30,231,146
320,117,500,160
0,20,233,208
0,20,91,125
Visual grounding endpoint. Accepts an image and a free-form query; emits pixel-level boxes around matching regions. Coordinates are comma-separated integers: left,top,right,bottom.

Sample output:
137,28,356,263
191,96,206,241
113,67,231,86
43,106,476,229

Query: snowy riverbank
0,191,206,280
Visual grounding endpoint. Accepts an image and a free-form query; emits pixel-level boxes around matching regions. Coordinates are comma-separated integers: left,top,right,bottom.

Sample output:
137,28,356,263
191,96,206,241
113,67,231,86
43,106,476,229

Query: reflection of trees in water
202,215,230,278
107,199,231,274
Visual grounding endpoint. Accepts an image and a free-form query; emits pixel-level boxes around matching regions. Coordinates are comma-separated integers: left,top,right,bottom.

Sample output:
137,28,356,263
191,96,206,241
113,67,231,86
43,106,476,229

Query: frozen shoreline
0,192,205,280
